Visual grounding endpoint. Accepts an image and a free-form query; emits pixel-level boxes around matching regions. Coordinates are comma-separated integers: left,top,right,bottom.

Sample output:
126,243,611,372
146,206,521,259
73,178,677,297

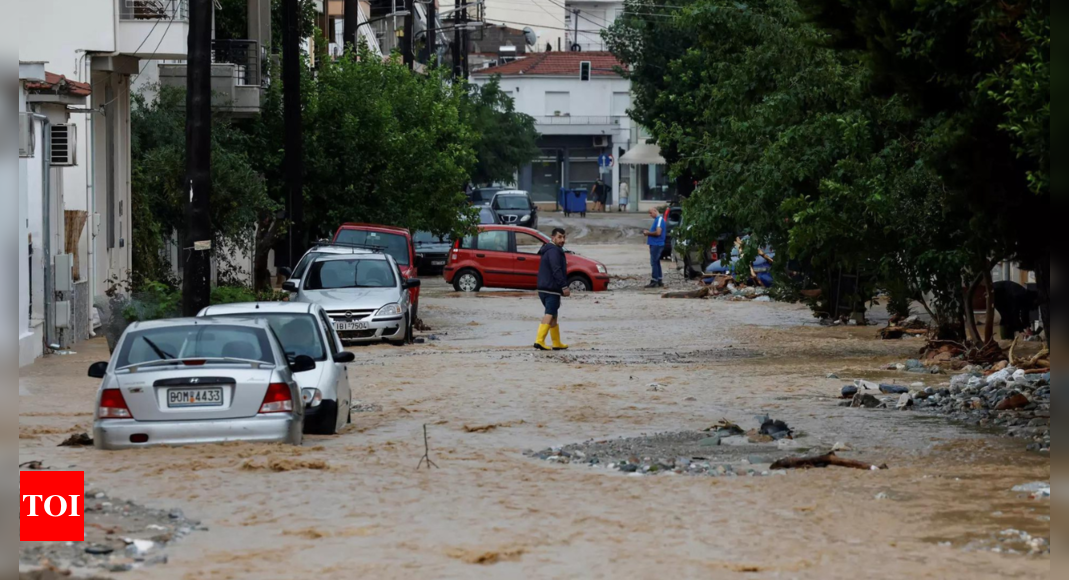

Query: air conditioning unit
593,136,610,148
51,124,77,166
19,113,35,158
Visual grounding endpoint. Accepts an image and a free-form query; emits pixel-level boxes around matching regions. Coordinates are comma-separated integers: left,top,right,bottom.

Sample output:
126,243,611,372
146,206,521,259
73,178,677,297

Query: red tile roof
474,51,625,77
26,72,92,97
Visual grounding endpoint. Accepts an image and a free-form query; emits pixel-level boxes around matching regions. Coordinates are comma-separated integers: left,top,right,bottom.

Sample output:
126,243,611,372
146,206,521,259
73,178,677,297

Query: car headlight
376,303,403,317
520,215,531,223
301,388,323,408
597,264,608,274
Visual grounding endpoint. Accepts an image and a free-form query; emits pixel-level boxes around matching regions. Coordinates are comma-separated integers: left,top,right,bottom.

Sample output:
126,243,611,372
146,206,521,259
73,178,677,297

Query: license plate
431,260,446,266
334,321,370,331
167,388,224,408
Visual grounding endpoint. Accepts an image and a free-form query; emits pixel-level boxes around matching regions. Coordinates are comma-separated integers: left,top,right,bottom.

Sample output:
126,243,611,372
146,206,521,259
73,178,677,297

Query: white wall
566,1,623,51
483,0,566,52
491,75,631,121
19,88,32,343
92,71,134,297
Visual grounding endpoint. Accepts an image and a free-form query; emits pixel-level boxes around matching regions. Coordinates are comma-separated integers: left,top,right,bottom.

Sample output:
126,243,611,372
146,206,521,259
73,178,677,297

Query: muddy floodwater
19,219,1050,579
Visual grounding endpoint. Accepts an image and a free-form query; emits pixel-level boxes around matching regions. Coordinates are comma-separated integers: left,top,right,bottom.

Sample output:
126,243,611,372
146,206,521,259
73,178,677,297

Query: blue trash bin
572,189,589,217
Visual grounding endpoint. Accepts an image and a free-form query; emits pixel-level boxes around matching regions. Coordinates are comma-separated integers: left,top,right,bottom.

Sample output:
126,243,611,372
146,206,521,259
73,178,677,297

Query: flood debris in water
769,451,888,471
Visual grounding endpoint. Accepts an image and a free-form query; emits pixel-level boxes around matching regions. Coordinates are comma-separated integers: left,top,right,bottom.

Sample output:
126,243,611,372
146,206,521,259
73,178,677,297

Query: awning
619,142,666,165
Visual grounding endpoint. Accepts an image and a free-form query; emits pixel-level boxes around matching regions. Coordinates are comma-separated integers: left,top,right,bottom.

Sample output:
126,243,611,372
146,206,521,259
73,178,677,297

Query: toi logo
20,471,85,542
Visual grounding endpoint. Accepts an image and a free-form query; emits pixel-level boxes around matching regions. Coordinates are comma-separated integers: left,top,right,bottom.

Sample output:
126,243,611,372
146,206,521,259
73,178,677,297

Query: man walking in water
535,228,572,351
644,207,667,288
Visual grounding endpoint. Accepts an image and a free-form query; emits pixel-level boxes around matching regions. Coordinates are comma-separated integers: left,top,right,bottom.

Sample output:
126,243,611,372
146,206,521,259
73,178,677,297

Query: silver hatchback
90,318,307,450
286,253,421,345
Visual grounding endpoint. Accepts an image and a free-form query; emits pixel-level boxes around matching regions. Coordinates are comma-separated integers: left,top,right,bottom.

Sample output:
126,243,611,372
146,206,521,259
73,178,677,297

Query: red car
332,224,421,316
444,225,611,293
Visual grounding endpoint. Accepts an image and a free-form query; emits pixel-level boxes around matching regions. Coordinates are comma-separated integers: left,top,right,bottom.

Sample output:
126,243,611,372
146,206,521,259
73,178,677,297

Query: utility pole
343,0,360,53
461,0,469,79
183,0,213,316
283,0,304,268
572,9,580,51
427,0,436,67
452,0,461,78
403,0,414,69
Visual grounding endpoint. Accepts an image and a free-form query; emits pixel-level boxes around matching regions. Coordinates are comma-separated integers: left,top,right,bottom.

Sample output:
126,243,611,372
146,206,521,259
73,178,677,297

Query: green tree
462,77,541,186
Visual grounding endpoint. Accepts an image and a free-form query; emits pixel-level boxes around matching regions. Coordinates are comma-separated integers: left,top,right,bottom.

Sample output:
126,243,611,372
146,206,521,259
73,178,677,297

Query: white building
483,0,567,52
16,0,190,364
565,0,624,52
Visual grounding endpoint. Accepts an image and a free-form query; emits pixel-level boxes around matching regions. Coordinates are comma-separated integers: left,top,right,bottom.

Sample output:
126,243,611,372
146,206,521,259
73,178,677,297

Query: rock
875,492,890,501
1012,482,1050,498
906,359,925,371
991,360,1009,372
758,417,793,440
913,390,930,400
910,382,926,389
1012,369,1027,381
619,464,639,473
832,442,852,452
895,364,907,371
699,436,722,447
851,394,881,409
928,366,942,374
827,373,840,379
841,385,859,399
879,384,909,395
924,387,936,396
168,509,184,520
107,563,135,573
986,367,1017,387
896,394,914,410
855,379,880,391
995,392,1029,411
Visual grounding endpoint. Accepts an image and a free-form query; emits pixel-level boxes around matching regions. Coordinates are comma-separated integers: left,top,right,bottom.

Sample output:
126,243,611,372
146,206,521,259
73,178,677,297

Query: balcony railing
538,116,623,126
212,40,265,87
120,0,188,21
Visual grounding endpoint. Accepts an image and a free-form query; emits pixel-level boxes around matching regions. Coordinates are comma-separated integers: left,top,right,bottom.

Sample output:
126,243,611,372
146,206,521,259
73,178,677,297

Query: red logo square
20,471,85,542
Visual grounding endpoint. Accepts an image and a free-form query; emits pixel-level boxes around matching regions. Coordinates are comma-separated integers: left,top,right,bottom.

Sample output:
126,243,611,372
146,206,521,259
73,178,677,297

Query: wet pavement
19,222,1050,579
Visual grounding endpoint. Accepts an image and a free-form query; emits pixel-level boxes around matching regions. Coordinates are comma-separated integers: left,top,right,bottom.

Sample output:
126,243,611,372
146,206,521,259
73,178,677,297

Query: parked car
413,232,454,276
197,302,355,435
332,224,420,323
281,244,376,289
478,206,499,225
285,253,421,346
89,318,307,450
444,225,611,293
490,191,538,230
469,187,506,207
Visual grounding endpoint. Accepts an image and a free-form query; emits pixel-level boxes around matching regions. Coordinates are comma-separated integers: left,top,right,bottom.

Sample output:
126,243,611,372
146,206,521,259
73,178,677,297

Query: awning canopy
619,142,666,165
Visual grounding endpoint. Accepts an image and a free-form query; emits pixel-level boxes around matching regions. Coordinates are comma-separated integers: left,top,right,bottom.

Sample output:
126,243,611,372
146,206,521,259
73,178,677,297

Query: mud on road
19,239,1049,580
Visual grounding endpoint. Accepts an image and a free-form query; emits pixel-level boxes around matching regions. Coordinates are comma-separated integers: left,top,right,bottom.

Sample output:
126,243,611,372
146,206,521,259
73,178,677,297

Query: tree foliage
462,77,541,186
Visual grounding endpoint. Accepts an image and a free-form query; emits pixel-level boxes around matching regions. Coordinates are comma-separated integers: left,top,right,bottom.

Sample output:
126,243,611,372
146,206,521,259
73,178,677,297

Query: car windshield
292,251,323,280
205,314,325,361
116,325,274,368
413,232,450,246
334,230,410,266
493,196,531,210
305,258,397,290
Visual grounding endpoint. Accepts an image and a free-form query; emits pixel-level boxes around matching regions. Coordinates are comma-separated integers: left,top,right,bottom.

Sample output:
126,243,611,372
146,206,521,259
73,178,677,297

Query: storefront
619,141,674,210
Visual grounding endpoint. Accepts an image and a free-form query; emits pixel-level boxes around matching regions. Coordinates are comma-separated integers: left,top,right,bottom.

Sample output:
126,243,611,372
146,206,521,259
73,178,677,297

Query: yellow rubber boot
550,325,569,351
534,324,551,351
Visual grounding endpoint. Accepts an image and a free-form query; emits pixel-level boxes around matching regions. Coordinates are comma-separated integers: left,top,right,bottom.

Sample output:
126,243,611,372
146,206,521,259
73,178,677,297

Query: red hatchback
444,226,611,293
332,223,421,313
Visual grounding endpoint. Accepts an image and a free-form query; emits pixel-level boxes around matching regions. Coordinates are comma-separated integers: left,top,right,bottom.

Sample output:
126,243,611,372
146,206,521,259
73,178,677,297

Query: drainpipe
29,112,54,348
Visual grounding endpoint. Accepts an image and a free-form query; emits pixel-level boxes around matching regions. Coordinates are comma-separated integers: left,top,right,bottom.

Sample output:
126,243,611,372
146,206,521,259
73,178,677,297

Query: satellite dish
523,27,538,47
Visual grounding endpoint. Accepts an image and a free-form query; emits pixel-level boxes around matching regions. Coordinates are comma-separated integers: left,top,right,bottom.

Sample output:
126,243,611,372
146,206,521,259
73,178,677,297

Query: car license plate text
167,388,224,408
334,321,370,331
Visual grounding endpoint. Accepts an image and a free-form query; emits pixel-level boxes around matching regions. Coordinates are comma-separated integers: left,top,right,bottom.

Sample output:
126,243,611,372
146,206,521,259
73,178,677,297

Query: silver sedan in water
90,318,309,450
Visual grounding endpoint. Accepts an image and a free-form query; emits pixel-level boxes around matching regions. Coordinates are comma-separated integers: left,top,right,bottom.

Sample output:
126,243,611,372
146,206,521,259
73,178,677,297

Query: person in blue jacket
535,228,572,351
643,208,667,288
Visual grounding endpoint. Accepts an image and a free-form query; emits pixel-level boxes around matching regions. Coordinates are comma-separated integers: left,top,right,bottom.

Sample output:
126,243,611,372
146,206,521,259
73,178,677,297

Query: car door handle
476,254,486,258
517,257,527,262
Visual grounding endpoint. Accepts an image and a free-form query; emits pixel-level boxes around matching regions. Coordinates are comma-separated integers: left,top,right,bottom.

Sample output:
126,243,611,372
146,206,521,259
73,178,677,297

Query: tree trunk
983,270,995,344
964,273,983,344
254,216,282,292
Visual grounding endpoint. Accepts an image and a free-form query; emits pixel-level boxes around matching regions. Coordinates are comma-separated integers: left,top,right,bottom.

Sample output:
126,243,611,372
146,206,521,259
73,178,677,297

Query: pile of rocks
841,368,1050,454
20,488,204,575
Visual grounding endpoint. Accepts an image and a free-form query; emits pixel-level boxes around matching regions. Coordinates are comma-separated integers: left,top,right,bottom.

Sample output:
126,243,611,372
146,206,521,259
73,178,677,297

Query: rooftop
25,72,92,97
474,51,625,78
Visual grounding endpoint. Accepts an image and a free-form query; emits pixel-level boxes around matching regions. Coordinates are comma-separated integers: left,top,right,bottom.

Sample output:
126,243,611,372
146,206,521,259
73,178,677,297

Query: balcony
158,40,266,117
536,115,627,135
118,0,191,59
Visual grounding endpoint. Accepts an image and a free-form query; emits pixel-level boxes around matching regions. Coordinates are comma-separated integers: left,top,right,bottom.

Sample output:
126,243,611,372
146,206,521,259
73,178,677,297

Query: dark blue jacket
538,244,569,293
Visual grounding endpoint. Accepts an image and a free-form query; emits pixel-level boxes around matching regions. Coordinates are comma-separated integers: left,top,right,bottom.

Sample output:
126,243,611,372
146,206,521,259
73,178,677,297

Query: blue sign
598,154,614,168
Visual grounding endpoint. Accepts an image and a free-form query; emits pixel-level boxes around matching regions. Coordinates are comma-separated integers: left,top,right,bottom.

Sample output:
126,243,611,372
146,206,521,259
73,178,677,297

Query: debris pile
839,369,1050,453
877,315,929,340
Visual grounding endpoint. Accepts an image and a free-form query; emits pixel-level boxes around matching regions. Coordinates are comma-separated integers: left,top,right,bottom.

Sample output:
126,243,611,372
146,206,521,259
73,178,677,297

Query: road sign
598,154,614,169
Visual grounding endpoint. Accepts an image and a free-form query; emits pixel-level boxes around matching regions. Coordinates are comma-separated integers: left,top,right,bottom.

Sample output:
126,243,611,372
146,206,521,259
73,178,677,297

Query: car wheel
454,270,483,293
305,402,339,436
568,274,593,293
391,316,410,347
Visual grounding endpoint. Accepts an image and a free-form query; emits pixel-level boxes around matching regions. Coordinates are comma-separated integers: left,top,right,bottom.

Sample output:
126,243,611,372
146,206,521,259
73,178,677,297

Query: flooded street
19,219,1049,579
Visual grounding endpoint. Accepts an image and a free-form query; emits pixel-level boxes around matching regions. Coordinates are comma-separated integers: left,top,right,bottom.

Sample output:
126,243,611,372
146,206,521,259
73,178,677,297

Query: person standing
643,207,667,288
591,179,604,213
535,228,572,351
618,181,630,212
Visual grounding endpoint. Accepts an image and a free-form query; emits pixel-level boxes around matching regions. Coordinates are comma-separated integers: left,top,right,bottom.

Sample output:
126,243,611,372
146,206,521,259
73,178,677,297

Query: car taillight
259,383,294,414
98,389,132,419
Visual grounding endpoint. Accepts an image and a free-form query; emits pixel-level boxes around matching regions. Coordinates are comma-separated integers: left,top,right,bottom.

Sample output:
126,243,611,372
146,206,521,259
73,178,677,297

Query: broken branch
770,452,888,471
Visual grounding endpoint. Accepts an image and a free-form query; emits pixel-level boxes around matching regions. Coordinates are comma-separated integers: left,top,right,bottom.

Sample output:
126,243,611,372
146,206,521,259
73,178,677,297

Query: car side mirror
404,279,422,290
333,351,355,364
88,361,109,379
282,280,298,293
290,355,316,373
278,267,293,278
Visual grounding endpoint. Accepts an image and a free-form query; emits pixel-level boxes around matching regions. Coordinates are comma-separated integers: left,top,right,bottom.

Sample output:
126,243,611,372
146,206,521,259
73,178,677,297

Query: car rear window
334,230,410,265
305,258,397,290
205,314,326,361
117,325,274,368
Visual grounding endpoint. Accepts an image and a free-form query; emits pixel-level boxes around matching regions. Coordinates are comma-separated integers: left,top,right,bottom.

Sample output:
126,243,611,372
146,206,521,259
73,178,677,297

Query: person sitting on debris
534,228,571,351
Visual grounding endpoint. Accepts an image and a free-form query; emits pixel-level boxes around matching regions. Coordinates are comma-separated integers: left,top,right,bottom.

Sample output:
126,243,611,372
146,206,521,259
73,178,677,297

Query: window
116,326,274,368
334,230,410,265
305,259,397,290
612,92,631,117
318,310,341,356
476,230,510,253
515,233,545,255
207,313,327,361
461,235,476,249
580,61,591,81
292,251,324,280
545,92,570,116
